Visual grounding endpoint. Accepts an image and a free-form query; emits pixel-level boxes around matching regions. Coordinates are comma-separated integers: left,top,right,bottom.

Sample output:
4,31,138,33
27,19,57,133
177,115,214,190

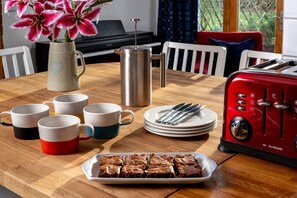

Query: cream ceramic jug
47,41,86,91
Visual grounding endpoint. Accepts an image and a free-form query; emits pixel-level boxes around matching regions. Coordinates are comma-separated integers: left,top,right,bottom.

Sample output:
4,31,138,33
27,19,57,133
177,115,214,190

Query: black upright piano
35,20,162,72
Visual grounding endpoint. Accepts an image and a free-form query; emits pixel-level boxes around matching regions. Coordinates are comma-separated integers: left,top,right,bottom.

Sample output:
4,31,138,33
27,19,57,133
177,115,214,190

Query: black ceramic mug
0,104,49,140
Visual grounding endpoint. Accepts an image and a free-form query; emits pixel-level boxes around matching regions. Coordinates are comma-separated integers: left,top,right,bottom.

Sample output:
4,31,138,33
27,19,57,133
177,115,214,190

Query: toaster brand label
262,144,283,151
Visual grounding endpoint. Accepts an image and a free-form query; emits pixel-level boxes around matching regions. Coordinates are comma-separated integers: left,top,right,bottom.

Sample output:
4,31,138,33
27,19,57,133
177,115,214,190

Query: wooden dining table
0,62,296,197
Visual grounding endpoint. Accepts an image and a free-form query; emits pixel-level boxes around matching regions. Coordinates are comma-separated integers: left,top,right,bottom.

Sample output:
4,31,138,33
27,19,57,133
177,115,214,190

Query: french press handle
151,53,166,87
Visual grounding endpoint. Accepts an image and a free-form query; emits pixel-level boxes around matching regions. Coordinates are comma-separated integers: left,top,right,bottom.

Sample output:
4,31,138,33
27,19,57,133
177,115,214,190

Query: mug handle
0,111,12,126
120,110,135,126
42,101,54,115
78,123,94,140
75,50,86,79
43,101,53,106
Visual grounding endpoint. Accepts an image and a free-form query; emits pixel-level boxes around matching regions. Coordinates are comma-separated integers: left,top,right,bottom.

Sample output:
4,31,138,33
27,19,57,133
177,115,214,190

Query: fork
160,103,195,124
155,103,186,123
170,105,206,125
162,104,199,124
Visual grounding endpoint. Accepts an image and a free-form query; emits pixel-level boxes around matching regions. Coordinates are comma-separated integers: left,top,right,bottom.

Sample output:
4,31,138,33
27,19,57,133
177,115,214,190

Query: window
198,0,278,52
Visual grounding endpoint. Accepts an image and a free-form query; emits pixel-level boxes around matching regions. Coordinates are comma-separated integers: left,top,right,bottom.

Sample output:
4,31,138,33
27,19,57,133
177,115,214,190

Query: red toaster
219,60,297,168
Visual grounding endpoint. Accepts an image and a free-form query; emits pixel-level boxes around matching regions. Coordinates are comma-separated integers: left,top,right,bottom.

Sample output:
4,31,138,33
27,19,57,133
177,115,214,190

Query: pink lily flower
4,0,29,17
11,2,63,41
33,0,63,10
56,0,100,40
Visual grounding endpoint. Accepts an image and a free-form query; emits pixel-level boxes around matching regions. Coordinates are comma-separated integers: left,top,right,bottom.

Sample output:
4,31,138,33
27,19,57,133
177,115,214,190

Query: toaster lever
273,102,289,110
257,99,271,107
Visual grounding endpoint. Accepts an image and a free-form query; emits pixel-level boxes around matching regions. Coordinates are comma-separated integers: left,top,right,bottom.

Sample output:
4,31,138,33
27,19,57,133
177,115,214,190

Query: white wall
2,0,158,67
283,0,297,60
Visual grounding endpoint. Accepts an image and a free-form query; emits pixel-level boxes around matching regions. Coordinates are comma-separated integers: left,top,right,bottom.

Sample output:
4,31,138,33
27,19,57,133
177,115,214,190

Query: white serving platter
82,152,217,184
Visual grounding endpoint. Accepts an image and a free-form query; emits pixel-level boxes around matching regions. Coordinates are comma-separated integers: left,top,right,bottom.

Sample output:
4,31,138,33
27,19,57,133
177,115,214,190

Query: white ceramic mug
43,93,88,122
38,115,94,155
83,103,134,139
0,104,49,140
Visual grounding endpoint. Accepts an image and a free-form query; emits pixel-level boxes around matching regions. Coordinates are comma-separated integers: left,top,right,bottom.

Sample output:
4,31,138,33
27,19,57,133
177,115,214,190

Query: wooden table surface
0,62,296,198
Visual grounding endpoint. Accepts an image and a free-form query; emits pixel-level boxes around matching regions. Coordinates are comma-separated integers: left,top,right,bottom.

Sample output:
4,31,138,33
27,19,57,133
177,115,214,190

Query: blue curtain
157,0,198,44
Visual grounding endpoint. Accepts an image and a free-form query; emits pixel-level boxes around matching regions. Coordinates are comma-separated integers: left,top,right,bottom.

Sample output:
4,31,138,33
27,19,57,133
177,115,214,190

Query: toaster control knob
237,100,246,105
230,117,252,142
236,106,246,111
236,93,246,99
273,102,289,110
257,99,271,107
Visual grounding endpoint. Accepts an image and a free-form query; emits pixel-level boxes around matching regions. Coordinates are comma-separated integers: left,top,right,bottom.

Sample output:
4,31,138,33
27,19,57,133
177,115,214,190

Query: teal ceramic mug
83,103,134,139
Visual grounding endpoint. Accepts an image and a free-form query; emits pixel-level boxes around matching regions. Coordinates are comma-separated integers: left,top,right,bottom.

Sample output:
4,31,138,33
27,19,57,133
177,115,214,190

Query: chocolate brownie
146,165,175,178
99,155,123,166
149,153,174,166
174,154,199,166
120,165,146,178
176,164,202,178
98,164,121,177
124,154,147,169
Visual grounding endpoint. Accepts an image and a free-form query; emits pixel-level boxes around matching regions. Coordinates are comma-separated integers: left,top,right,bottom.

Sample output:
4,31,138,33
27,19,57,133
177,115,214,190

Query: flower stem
64,31,72,42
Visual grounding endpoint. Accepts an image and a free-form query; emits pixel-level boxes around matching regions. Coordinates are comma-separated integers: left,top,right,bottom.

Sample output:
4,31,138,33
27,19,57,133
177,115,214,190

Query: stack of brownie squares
146,153,175,178
121,154,147,178
174,154,203,177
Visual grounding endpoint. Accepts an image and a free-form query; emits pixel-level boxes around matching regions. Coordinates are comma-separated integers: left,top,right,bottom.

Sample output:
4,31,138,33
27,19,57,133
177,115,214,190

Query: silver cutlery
165,104,201,125
171,105,206,126
155,103,186,123
163,104,199,124
158,103,192,124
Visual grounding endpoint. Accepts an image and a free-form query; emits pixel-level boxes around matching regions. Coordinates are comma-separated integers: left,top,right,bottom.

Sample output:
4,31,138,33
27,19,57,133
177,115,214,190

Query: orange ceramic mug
38,115,94,155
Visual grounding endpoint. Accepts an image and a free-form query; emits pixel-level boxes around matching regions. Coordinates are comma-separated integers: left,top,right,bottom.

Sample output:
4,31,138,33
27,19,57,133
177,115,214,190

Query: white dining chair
162,41,227,76
0,46,34,79
239,49,283,70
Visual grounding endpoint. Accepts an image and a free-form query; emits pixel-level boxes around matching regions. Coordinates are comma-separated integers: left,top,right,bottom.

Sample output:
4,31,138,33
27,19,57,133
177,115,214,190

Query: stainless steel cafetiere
115,19,166,107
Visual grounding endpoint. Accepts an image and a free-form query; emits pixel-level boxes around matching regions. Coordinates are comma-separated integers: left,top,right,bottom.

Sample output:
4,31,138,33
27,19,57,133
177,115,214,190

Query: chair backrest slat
182,50,188,71
190,51,197,73
0,46,34,79
173,48,179,70
199,51,206,74
2,56,10,78
207,52,215,76
12,54,20,77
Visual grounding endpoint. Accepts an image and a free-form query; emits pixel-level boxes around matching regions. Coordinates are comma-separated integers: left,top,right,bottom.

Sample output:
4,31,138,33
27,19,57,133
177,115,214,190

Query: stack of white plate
143,105,217,137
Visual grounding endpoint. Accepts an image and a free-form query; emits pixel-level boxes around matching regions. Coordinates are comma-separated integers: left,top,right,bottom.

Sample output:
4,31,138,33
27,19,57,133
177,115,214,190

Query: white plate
144,124,215,137
144,105,218,129
144,122,217,135
144,119,217,132
82,152,217,184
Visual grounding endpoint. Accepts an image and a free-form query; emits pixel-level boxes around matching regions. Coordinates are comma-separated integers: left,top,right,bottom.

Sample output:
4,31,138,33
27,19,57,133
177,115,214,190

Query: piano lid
81,20,127,40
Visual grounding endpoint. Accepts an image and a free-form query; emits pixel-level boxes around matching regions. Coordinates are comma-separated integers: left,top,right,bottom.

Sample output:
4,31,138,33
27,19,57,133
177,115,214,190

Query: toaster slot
262,89,267,136
269,61,295,71
256,89,269,135
280,92,285,139
273,92,288,139
249,59,278,69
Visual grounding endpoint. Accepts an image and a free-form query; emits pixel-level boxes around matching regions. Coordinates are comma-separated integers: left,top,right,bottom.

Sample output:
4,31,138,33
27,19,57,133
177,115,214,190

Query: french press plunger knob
130,18,140,48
